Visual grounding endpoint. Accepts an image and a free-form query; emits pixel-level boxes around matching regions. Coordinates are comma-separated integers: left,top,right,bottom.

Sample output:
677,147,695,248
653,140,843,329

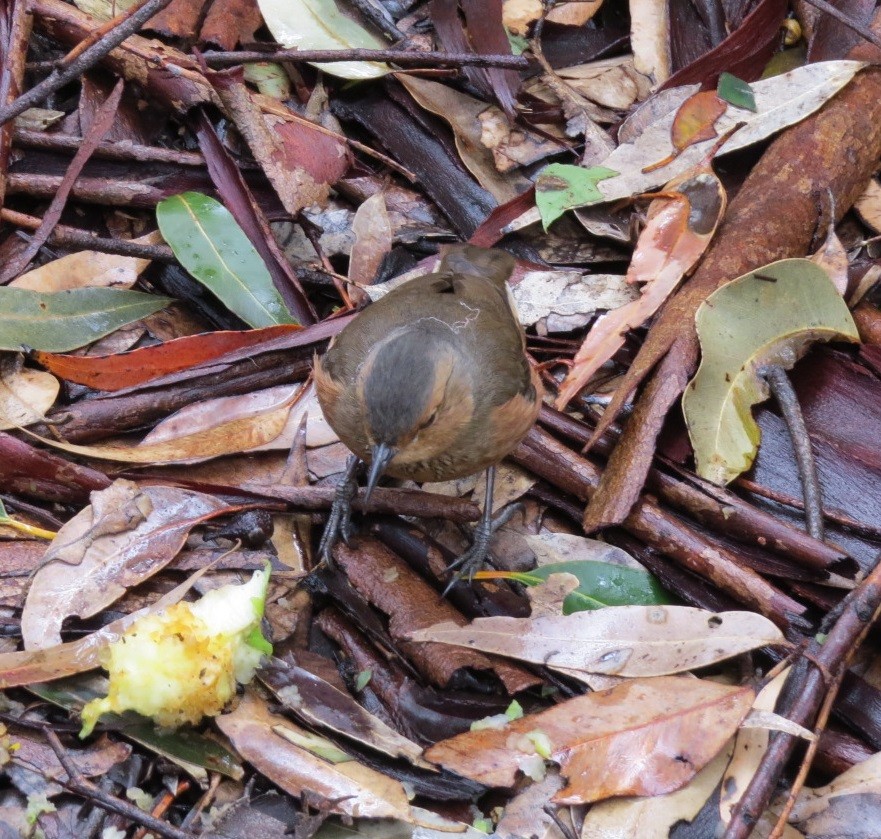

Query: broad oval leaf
157,192,296,328
535,163,618,228
256,0,389,80
683,258,859,485
0,287,170,352
502,560,671,614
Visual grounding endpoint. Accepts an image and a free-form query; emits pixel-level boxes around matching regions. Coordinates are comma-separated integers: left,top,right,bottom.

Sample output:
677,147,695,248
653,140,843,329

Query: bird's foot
318,457,361,568
442,502,522,595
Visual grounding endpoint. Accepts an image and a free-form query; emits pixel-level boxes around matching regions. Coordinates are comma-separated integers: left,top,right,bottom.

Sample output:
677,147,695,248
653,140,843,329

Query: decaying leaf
409,605,785,678
556,170,726,407
790,751,881,834
683,258,860,484
21,480,236,649
349,192,392,289
0,357,59,430
424,676,755,804
256,0,389,80
536,163,619,228
217,690,412,821
630,0,671,84
10,231,161,292
528,61,865,229
644,91,727,172
581,743,734,839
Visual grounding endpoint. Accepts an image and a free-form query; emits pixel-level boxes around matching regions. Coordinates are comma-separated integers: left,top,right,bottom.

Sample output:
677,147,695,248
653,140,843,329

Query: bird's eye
420,410,438,430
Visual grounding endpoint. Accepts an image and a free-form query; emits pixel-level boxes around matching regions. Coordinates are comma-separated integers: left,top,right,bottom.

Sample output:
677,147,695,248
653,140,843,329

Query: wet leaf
683,258,860,484
484,560,671,614
21,480,237,649
556,170,726,408
425,676,755,804
410,606,785,679
718,72,758,111
535,163,619,228
157,192,296,328
0,288,171,352
256,0,389,80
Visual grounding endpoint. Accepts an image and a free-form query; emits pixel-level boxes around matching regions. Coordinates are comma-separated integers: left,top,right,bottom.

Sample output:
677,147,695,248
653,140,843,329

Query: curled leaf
683,258,859,484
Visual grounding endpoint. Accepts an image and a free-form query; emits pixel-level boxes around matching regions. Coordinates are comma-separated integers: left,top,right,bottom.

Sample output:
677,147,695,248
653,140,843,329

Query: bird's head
355,327,474,498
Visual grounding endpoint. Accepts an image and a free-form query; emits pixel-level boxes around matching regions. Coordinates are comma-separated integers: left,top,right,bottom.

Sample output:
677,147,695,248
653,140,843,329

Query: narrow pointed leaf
0,288,170,352
157,192,296,328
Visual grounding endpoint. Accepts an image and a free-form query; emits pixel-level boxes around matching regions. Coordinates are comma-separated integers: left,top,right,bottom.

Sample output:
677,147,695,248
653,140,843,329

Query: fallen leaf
630,0,671,84
21,480,237,649
217,690,412,820
683,258,860,484
24,384,302,464
157,192,297,328
409,606,785,678
718,72,758,111
535,162,619,228
33,324,301,392
424,676,755,804
790,752,881,831
0,288,171,352
556,170,726,408
581,743,734,838
525,61,865,229
0,358,59,430
256,0,389,80
720,669,789,825
854,177,881,232
348,192,392,288
10,231,162,292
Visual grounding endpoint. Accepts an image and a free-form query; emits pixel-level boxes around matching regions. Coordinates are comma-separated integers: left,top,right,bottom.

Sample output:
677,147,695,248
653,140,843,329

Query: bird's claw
318,457,360,568
442,502,522,596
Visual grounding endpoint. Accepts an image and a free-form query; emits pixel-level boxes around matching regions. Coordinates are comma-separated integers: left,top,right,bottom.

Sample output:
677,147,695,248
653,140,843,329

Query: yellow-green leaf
256,0,389,80
683,258,859,485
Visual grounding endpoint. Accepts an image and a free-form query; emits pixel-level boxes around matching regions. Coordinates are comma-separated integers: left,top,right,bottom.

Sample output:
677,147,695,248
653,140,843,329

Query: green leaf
0,287,170,352
683,258,859,485
509,560,671,614
717,72,757,111
29,678,244,780
157,192,296,328
535,163,619,229
256,0,389,80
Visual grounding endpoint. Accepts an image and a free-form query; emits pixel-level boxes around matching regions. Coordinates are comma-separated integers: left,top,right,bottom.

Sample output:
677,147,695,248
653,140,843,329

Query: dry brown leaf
630,0,671,84
425,676,755,804
547,0,604,25
556,170,726,408
580,742,733,838
217,690,412,821
348,192,392,289
21,480,236,648
24,385,303,464
9,231,162,291
790,751,881,828
720,669,790,825
556,56,652,111
409,606,785,678
854,176,881,232
0,358,59,430
495,770,569,839
397,74,529,202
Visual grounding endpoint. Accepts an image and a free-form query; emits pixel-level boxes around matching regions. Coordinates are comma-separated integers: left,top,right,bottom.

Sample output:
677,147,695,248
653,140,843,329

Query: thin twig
0,0,176,128
762,364,825,542
799,0,881,53
13,128,210,167
42,728,196,839
195,48,531,69
0,209,176,261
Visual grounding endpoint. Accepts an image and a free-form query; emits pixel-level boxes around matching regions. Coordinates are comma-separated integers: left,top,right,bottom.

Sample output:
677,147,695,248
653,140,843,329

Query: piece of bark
584,65,881,532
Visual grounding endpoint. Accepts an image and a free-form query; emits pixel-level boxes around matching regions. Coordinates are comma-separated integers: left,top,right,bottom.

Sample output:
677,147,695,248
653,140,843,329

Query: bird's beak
364,442,395,505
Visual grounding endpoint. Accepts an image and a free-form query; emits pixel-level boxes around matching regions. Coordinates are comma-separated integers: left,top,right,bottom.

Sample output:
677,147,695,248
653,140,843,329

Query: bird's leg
318,455,361,567
443,465,521,594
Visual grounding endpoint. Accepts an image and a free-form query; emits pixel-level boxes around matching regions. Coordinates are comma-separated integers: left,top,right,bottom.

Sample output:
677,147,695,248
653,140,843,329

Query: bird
314,243,543,584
